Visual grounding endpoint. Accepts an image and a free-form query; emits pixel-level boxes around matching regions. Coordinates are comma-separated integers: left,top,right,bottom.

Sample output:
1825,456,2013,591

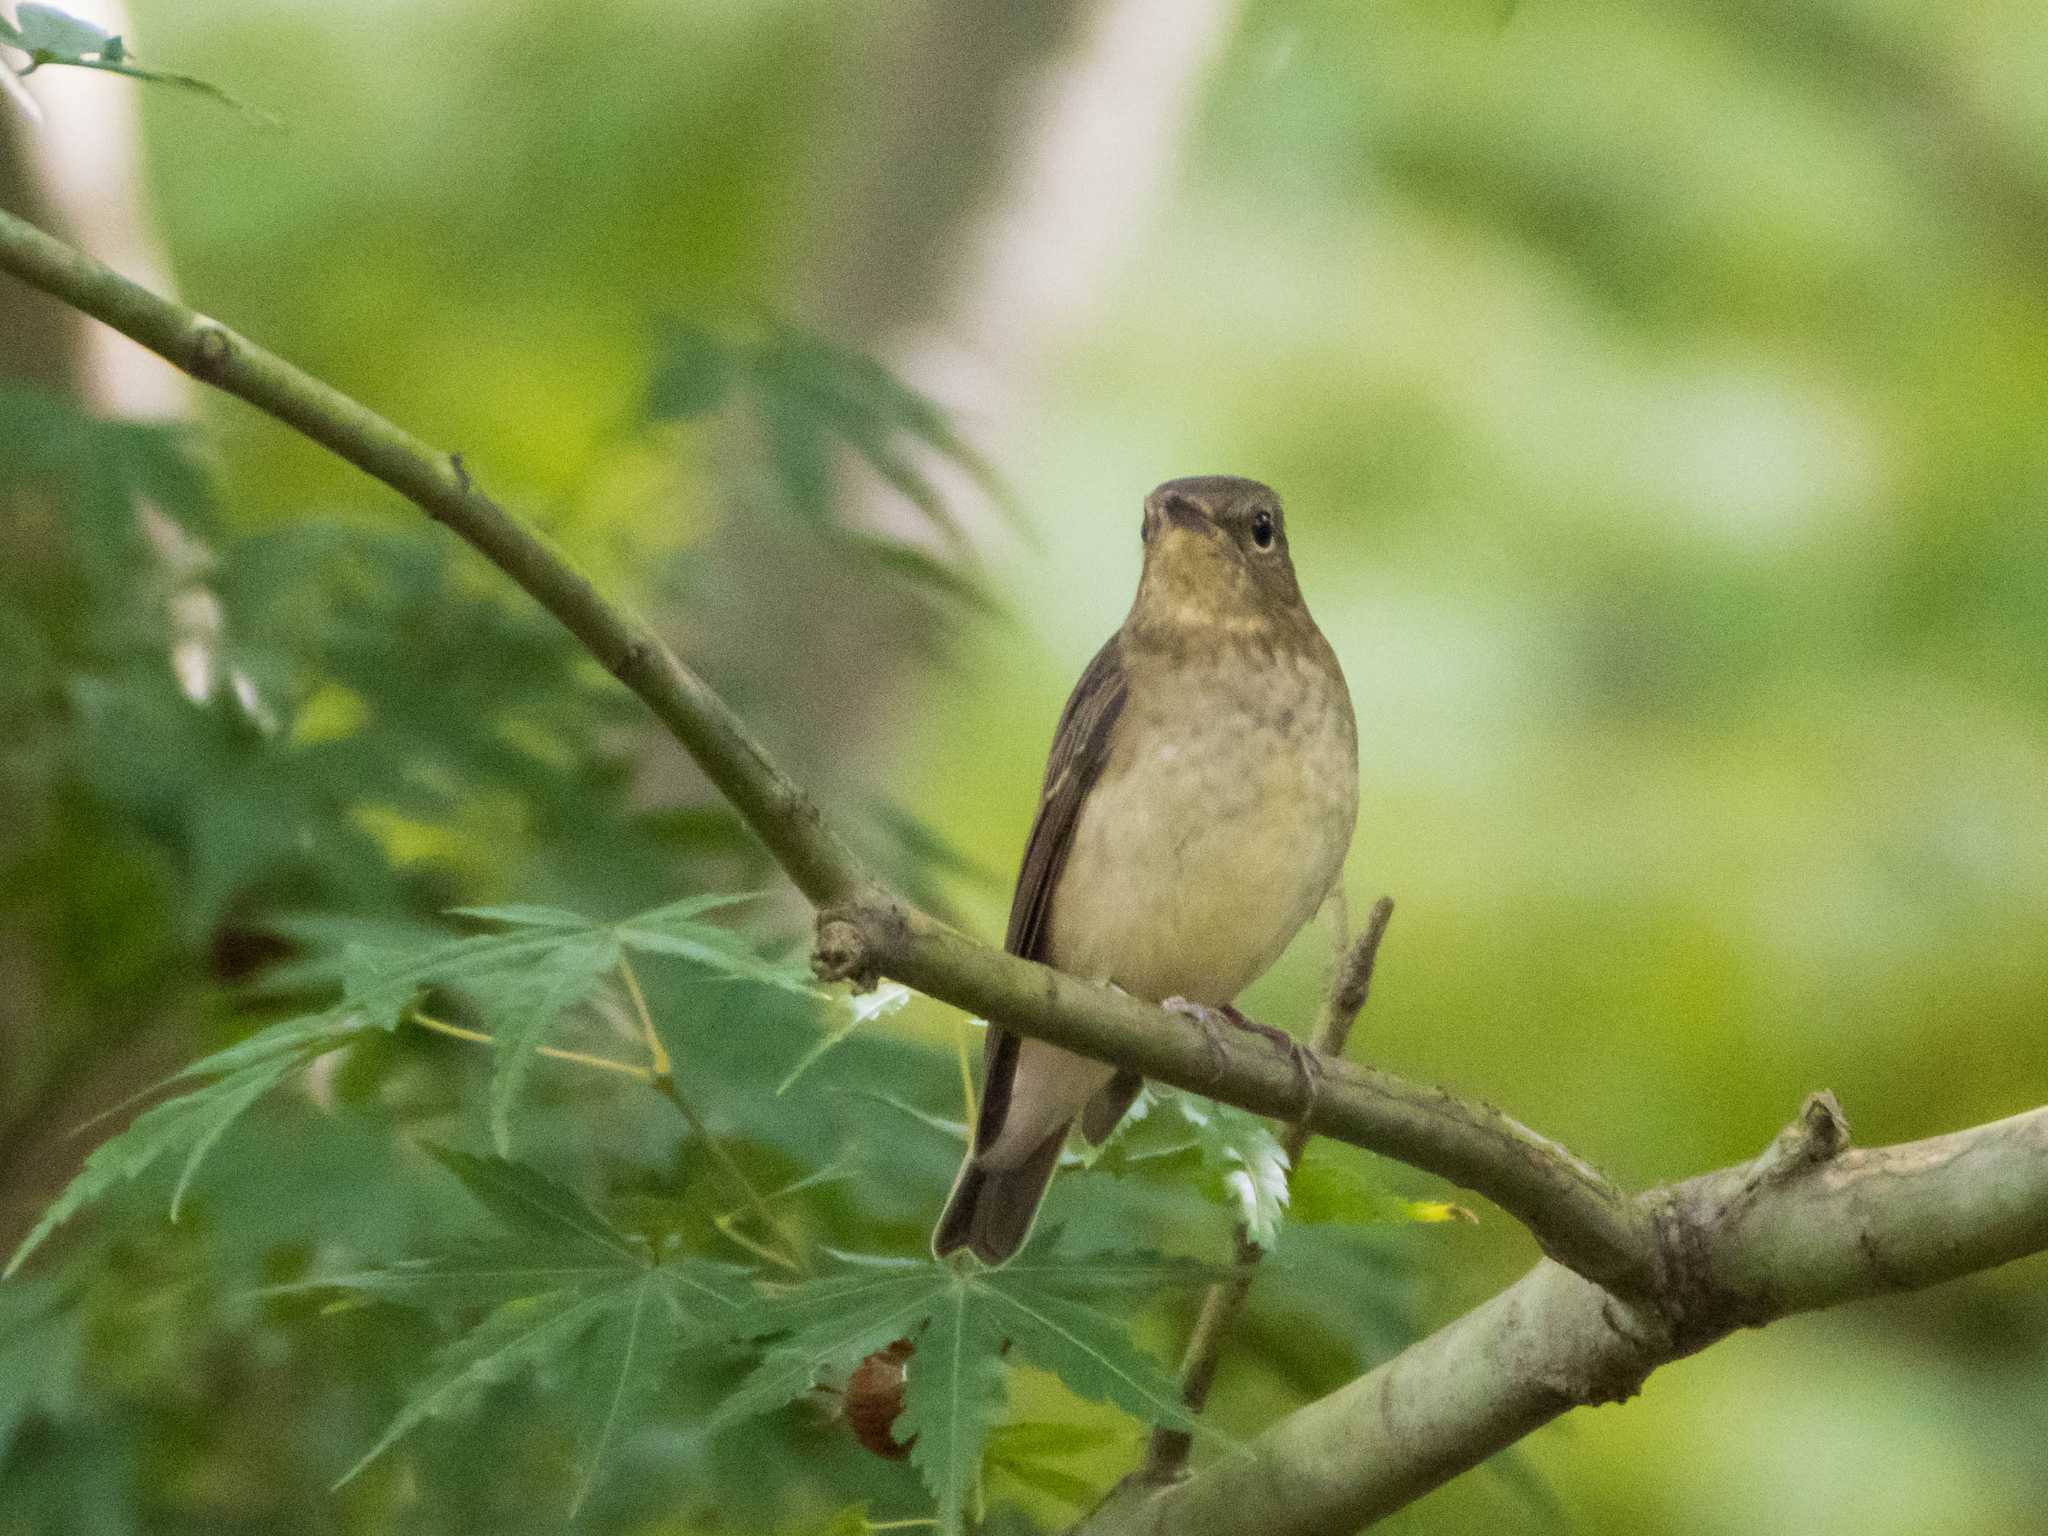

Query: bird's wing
975,634,1130,1152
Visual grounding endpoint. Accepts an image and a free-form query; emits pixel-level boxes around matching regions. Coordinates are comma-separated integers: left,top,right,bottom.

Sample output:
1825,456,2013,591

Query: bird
933,475,1359,1265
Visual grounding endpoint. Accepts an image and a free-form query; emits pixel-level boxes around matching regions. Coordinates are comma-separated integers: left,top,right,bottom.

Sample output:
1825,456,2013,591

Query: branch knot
811,891,908,994
188,320,233,383
1750,1090,1851,1186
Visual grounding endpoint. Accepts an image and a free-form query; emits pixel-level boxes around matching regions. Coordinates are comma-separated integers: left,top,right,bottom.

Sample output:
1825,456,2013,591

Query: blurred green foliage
5,0,2048,1532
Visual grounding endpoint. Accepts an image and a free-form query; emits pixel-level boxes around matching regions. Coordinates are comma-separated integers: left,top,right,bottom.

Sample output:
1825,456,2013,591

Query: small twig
1144,897,1395,1483
616,953,810,1273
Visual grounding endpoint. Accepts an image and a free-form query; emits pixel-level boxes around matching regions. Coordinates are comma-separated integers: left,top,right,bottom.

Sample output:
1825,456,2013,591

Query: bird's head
1133,475,1306,632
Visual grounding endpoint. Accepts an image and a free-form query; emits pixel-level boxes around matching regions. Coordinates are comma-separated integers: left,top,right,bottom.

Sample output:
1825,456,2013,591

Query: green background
7,0,2048,1530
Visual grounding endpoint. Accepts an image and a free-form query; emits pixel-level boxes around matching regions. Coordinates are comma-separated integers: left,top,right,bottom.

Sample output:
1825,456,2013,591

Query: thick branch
1077,1101,2048,1536
0,207,1655,1294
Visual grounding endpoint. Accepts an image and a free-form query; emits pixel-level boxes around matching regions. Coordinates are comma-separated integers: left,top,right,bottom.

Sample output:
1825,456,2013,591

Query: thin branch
0,207,871,913
0,205,1654,1294
1144,897,1396,1481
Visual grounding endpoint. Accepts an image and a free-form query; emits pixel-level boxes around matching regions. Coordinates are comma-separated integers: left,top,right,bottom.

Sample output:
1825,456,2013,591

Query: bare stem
1144,898,1396,1481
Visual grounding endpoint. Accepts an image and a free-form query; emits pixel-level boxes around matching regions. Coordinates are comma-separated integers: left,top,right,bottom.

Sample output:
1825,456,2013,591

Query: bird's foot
1163,999,1325,1119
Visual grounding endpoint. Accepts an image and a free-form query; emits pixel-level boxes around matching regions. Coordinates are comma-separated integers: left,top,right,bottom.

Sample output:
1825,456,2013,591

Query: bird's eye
1250,510,1275,550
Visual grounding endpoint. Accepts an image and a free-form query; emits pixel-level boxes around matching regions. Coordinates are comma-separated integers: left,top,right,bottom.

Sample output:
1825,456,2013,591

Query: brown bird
933,475,1359,1264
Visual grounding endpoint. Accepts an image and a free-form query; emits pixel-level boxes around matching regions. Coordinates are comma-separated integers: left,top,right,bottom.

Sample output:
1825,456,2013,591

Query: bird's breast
1044,642,1358,1005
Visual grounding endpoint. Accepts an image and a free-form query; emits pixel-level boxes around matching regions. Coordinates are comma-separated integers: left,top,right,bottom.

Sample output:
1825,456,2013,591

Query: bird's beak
1150,494,1209,535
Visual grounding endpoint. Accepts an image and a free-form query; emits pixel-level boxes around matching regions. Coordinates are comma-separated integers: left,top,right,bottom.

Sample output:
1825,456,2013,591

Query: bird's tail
931,1125,1066,1265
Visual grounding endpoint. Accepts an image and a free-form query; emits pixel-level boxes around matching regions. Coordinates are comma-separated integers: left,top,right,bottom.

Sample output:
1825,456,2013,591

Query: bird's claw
1161,998,1325,1117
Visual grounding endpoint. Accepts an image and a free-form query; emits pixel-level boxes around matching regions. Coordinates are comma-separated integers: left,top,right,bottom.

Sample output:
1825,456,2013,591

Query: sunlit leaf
11,3,111,55
1087,1086,1292,1246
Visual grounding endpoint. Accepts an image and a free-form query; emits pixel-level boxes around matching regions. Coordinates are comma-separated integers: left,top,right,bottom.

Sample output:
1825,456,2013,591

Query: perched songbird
933,476,1359,1264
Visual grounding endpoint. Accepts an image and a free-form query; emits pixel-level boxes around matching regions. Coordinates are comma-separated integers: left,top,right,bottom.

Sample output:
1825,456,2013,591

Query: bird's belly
1044,712,1355,1006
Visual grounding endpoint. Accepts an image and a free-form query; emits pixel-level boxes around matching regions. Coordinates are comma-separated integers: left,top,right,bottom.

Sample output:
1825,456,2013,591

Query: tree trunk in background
0,99,82,394
663,0,1239,864
0,2,195,1250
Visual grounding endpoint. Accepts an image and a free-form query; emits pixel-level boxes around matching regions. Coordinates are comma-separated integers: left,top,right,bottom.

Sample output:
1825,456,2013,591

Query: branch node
812,918,874,991
188,320,233,383
1751,1090,1852,1188
811,894,905,993
610,638,656,685
449,451,471,494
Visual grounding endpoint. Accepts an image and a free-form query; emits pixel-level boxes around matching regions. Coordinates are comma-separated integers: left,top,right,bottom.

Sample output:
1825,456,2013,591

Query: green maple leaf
712,1253,1198,1535
338,892,809,1154
4,1007,374,1277
323,1151,757,1514
615,892,816,994
894,1284,1010,1534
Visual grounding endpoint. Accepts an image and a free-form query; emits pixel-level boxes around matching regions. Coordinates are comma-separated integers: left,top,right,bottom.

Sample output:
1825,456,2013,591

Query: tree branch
0,207,872,914
7,207,2047,1536
0,205,1654,1294
1076,1099,2048,1536
825,900,1653,1289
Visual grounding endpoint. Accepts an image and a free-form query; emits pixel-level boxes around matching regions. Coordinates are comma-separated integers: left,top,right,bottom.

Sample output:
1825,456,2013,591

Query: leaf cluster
647,316,1019,623
0,352,1443,1535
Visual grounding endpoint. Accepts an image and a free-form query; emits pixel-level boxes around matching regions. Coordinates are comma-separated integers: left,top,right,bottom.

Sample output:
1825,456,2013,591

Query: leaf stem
617,950,673,1081
406,1011,652,1082
616,953,810,1274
